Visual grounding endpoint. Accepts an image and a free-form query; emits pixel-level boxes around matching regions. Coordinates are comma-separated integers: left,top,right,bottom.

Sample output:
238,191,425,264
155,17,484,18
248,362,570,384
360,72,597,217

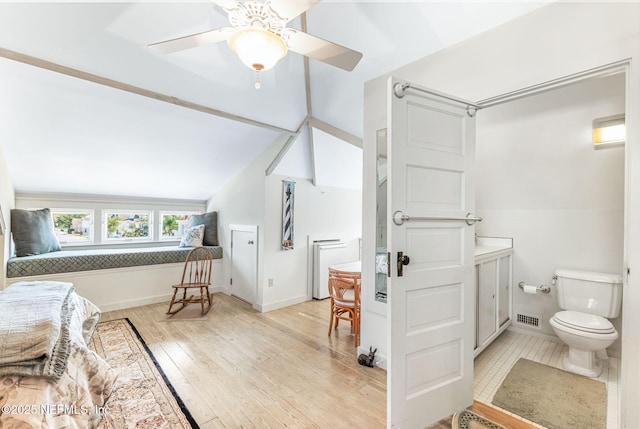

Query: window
104,211,152,242
159,212,198,240
51,210,94,245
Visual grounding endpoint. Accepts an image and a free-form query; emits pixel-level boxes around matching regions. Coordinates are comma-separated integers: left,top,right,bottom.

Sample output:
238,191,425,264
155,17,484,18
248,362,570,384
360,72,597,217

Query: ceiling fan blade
270,0,320,22
286,30,363,71
148,28,235,54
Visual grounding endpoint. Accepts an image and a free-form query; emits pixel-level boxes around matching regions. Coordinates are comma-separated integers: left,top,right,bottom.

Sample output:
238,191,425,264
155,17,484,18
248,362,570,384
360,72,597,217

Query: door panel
407,167,463,210
405,283,462,333
405,339,462,397
407,103,465,154
405,226,462,269
388,77,476,428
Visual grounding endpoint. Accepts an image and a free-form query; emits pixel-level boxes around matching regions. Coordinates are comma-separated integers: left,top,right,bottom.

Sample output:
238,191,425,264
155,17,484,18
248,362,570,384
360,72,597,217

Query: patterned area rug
89,318,199,429
452,410,507,429
492,358,606,429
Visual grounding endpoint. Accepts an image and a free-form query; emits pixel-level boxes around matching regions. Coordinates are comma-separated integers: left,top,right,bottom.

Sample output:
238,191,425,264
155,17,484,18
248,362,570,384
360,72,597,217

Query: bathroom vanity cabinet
474,237,513,357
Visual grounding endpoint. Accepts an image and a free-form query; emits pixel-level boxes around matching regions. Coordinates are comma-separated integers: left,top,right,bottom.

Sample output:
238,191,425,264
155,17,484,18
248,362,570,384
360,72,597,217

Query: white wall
208,132,363,313
206,135,289,307
476,73,625,354
312,128,363,191
262,174,362,311
0,144,15,289
363,3,640,426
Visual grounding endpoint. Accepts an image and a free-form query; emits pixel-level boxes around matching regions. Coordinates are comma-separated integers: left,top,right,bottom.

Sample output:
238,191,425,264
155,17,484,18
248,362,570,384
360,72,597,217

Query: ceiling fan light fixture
228,27,288,72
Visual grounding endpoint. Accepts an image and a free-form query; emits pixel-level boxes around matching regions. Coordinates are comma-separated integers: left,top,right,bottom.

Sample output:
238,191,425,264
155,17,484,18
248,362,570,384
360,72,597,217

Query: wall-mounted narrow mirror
375,129,388,303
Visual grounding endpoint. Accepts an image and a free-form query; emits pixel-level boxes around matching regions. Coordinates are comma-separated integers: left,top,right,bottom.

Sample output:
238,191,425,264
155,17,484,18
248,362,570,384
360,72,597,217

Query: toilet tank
555,269,623,318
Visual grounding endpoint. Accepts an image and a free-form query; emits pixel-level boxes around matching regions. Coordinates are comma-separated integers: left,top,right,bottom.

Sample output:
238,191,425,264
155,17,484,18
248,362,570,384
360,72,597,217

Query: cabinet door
477,260,497,347
498,255,512,327
474,264,479,350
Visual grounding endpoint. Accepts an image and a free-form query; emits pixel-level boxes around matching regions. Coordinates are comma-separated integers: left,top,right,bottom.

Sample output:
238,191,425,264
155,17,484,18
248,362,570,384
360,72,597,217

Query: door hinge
230,278,233,285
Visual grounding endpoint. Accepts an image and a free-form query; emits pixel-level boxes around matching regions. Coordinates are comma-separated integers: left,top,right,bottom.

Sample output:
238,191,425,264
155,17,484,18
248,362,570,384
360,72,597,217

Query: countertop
475,237,513,257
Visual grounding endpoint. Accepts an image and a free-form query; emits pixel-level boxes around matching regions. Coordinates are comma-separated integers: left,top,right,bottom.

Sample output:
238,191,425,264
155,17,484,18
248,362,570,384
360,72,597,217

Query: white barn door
387,77,478,428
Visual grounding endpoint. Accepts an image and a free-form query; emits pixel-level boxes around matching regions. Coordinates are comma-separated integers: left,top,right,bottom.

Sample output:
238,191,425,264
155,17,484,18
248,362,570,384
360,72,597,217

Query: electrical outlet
268,278,274,287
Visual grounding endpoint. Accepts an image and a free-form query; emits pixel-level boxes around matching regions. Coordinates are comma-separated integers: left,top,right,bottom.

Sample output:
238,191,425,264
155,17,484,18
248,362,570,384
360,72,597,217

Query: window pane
105,212,150,240
51,211,93,244
160,214,194,239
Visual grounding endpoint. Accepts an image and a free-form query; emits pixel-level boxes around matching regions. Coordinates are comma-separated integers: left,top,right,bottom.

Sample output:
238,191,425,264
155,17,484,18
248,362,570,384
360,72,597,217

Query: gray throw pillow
191,211,218,246
11,208,62,257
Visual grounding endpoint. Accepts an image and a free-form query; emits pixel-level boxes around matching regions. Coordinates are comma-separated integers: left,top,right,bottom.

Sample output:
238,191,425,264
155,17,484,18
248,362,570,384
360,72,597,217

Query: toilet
549,269,623,378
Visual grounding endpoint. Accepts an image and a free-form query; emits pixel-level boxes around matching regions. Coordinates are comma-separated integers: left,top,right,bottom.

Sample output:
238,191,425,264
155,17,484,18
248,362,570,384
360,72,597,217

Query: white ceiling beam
266,12,317,179
301,13,317,186
0,47,296,137
308,117,362,148
265,115,310,176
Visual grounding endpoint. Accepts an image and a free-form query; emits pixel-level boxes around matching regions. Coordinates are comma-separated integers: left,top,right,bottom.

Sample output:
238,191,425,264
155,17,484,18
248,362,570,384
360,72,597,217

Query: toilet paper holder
518,281,551,293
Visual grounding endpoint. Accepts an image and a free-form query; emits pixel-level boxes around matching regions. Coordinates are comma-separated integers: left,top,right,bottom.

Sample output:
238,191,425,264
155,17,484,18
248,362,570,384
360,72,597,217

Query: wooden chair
327,268,361,347
167,246,214,315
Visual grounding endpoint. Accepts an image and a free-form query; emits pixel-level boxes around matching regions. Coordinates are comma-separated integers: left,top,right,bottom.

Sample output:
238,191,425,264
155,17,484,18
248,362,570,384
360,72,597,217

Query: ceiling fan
148,0,363,88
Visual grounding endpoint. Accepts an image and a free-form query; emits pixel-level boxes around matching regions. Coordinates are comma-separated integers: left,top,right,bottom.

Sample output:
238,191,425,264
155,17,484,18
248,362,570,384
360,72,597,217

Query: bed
0,281,117,429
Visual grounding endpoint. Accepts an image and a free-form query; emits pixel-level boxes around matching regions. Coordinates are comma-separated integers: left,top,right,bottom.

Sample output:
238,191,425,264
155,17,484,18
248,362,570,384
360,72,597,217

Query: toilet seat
552,310,615,334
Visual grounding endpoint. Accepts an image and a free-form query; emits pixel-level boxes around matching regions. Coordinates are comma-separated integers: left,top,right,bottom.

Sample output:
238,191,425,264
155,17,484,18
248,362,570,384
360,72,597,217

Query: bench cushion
7,246,222,278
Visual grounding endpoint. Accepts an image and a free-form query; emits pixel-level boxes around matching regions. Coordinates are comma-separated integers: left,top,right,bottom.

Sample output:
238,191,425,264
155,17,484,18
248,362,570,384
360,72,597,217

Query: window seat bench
6,245,223,278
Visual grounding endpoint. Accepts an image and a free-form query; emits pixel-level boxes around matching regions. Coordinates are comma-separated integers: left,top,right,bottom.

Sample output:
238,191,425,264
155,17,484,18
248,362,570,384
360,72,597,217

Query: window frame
49,208,95,246
102,210,154,243
158,211,201,241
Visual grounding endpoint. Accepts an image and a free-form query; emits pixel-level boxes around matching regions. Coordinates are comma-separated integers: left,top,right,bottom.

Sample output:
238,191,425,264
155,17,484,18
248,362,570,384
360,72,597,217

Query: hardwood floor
102,294,542,428
102,293,386,428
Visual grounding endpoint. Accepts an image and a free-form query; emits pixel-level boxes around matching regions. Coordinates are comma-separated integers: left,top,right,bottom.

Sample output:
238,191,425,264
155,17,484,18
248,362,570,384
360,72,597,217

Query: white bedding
0,284,117,429
0,281,74,381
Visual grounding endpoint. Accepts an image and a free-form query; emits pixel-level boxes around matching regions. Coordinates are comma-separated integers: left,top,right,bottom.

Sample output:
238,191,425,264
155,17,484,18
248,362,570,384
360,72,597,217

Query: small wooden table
329,260,361,274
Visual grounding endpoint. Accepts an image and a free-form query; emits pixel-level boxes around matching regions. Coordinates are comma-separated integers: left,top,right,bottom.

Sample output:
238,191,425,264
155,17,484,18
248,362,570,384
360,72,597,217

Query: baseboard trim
256,295,310,313
100,285,225,312
507,325,563,343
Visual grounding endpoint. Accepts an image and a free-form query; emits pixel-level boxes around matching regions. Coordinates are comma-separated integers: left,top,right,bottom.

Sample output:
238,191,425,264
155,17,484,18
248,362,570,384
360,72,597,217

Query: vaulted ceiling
0,1,547,200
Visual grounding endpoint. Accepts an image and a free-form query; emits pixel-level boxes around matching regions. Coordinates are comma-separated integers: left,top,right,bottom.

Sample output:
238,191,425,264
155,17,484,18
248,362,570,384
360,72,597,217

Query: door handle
397,252,410,277
248,240,254,245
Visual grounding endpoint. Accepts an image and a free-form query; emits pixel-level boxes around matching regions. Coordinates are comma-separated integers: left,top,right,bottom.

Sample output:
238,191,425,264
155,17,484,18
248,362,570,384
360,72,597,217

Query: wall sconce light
592,114,625,149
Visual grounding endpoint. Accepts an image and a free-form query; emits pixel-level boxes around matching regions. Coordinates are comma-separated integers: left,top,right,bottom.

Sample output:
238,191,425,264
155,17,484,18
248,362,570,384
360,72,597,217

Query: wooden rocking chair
167,246,214,315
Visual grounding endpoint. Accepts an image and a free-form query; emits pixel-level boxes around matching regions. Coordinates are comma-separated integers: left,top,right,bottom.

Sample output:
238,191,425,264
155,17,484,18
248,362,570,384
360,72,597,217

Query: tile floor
474,328,619,429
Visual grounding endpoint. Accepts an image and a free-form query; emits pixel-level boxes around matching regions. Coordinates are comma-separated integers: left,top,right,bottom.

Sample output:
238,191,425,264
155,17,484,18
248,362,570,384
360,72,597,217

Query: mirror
375,129,388,303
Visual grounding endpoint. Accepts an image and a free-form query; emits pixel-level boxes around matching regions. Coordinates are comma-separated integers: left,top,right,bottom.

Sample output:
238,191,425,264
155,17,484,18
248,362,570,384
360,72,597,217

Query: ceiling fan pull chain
255,70,261,89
